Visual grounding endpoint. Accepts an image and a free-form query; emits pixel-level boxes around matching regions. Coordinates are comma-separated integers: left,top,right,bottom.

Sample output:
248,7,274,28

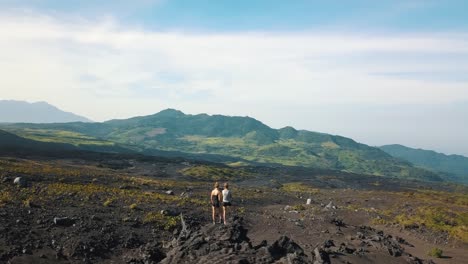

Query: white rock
13,177,26,187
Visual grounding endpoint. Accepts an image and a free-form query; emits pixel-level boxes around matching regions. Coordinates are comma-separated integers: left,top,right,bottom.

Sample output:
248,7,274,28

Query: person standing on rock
222,182,232,225
210,182,223,224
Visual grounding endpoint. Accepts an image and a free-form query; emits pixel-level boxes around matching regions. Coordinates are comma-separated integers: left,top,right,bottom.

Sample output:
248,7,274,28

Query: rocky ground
0,154,467,263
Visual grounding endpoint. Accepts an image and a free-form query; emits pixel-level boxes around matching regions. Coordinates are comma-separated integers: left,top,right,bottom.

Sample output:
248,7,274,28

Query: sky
0,0,467,156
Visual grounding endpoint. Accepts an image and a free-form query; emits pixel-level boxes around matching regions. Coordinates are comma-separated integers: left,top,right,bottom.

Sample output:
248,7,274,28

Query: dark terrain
1,149,467,263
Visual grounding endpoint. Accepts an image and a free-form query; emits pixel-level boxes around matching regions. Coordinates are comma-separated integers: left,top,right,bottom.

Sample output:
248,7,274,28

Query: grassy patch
179,165,252,181
394,206,468,243
409,190,468,207
371,217,387,225
281,182,320,195
22,198,34,208
428,247,443,258
0,159,109,179
103,198,113,207
237,206,246,216
291,204,306,211
143,212,179,230
0,190,13,207
4,128,115,146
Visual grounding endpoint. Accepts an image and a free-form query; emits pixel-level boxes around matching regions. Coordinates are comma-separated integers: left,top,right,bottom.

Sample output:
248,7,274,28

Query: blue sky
4,0,468,32
0,0,467,155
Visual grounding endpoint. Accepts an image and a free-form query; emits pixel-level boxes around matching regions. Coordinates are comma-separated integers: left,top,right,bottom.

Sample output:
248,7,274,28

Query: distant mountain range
0,100,92,123
380,144,468,184
0,109,443,182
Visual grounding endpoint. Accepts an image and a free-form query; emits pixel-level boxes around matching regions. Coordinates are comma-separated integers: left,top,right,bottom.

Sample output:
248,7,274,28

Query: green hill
380,144,468,184
0,109,442,181
0,129,78,153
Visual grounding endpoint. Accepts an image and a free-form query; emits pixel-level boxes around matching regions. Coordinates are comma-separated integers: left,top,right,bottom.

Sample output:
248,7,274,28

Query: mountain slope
0,109,442,181
380,144,468,184
0,129,77,153
0,100,92,123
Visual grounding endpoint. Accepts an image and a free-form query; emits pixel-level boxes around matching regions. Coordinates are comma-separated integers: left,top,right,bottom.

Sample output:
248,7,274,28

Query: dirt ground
0,155,467,263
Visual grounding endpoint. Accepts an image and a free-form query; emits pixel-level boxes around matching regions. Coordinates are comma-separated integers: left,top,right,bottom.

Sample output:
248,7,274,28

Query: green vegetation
237,206,246,216
394,207,468,242
291,204,306,211
103,198,113,207
344,189,468,243
0,109,444,182
380,144,468,184
2,128,115,146
427,247,444,258
281,182,320,195
0,157,207,210
179,165,252,181
370,190,468,243
0,190,13,207
143,212,179,230
23,198,33,208
409,190,468,206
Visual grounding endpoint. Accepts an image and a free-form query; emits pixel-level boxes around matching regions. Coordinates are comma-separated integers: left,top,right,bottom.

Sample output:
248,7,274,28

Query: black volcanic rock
53,217,75,227
313,247,330,264
161,217,311,264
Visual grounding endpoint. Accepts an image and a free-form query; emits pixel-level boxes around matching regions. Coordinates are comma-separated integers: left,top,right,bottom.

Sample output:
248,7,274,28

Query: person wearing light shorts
222,182,232,225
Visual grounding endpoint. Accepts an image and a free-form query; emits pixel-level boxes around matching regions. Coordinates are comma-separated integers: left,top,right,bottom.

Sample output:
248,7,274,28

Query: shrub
237,207,246,216
0,191,13,207
23,198,33,208
394,207,468,243
292,204,306,211
428,247,443,258
103,199,113,207
143,212,179,230
371,217,387,225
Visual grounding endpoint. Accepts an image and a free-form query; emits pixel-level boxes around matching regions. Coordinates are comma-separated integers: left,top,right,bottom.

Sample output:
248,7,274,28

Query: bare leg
212,206,216,224
223,206,227,225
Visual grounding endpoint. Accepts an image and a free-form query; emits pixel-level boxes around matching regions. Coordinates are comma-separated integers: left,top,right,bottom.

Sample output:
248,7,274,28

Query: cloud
0,12,467,124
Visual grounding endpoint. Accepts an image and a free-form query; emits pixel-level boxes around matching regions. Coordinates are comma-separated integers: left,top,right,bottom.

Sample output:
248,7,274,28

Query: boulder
1,176,11,183
324,201,335,209
53,217,76,227
322,240,335,248
330,218,345,227
313,247,331,264
13,177,27,188
160,209,180,217
268,236,304,258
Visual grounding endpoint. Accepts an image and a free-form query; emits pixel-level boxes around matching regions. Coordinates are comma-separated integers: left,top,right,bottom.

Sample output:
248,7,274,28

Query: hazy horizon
1,0,467,156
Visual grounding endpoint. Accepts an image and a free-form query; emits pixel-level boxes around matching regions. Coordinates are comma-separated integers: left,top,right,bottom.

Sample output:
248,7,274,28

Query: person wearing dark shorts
210,182,222,224
222,182,232,225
